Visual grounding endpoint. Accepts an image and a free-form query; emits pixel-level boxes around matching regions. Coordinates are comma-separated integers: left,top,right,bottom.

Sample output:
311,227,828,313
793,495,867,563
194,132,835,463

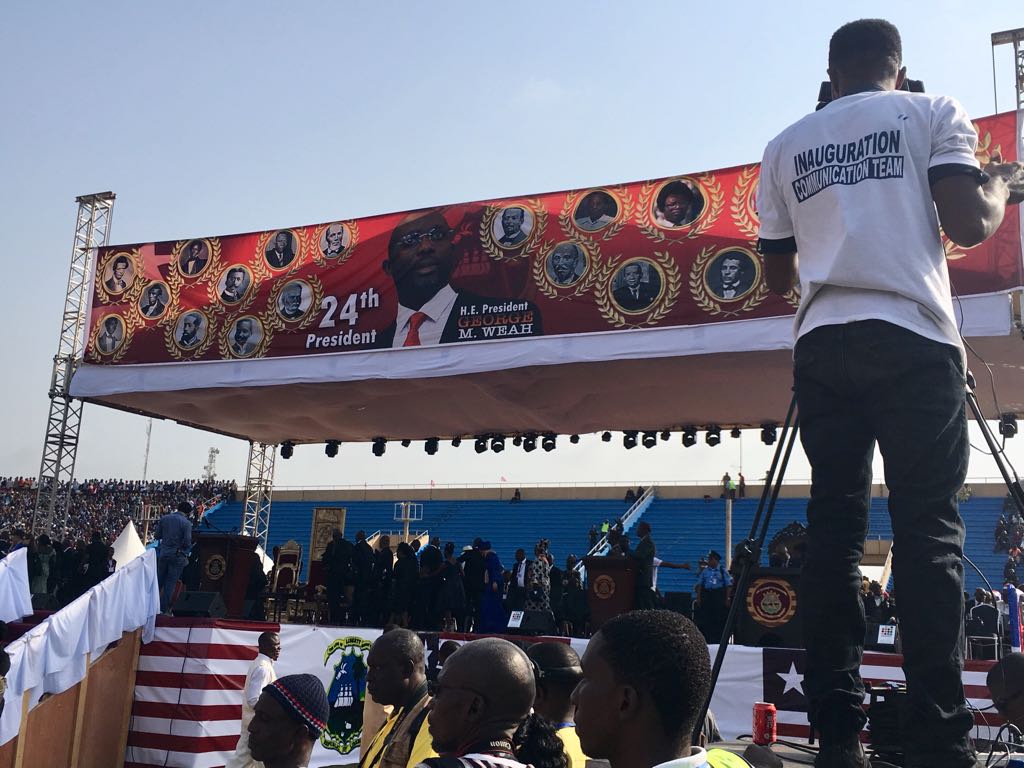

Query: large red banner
85,113,1021,366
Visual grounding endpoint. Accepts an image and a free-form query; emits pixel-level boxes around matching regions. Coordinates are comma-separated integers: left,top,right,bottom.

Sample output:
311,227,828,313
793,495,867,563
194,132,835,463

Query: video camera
816,77,925,111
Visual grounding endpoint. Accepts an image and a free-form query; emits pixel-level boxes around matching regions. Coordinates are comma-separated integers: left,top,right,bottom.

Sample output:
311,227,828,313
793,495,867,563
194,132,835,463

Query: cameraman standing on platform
757,19,1023,768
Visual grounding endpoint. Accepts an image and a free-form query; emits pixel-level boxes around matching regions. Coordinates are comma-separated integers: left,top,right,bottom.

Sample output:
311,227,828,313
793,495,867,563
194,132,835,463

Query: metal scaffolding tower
33,192,116,535
992,27,1024,110
242,442,275,553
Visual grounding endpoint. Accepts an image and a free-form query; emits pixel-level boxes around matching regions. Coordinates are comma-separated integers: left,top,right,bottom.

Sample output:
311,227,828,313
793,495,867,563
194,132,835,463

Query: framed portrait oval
264,229,300,271
216,264,254,306
317,221,353,261
138,281,170,320
649,177,706,230
702,248,761,303
609,258,666,315
224,315,265,359
545,241,589,288
172,309,211,351
571,189,621,233
100,251,138,296
490,205,535,251
94,313,126,355
177,239,213,278
276,279,313,322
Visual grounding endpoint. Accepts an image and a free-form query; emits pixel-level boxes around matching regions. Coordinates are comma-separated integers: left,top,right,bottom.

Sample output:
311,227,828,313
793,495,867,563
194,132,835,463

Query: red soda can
753,701,777,745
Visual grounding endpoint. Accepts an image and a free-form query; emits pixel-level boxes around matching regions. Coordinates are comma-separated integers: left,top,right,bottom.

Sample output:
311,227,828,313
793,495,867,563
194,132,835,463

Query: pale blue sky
1,1,1021,487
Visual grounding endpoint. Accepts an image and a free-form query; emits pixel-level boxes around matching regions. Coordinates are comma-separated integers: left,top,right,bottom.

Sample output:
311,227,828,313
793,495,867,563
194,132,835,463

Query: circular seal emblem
746,577,797,628
204,554,227,581
593,574,616,600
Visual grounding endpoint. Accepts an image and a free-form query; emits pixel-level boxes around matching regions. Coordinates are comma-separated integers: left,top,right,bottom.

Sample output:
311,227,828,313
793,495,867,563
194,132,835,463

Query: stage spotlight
705,426,722,446
512,435,523,447
400,439,411,447
660,430,671,442
570,434,580,444
474,436,488,454
760,424,777,445
523,433,538,452
491,434,505,453
730,427,742,439
425,437,439,455
682,428,697,448
999,414,1018,439
542,433,557,452
280,441,294,459
601,431,612,443
372,438,386,457
641,431,658,449
325,440,340,458
623,431,638,449
451,437,462,448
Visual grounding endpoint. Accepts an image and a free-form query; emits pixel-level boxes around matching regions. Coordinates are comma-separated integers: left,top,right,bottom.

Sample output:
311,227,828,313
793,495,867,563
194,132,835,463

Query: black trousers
794,321,973,767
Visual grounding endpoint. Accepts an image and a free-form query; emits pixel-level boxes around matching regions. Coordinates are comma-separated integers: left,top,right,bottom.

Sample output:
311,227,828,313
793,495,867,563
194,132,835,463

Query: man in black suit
97,317,122,353
708,253,755,300
178,312,203,349
612,262,656,311
180,241,208,275
141,284,167,317
497,206,528,246
105,255,130,293
220,267,247,303
507,548,530,612
265,231,295,269
378,208,542,347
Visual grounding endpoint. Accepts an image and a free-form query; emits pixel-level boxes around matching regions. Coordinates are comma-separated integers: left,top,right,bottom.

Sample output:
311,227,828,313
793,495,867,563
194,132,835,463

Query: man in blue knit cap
248,673,330,768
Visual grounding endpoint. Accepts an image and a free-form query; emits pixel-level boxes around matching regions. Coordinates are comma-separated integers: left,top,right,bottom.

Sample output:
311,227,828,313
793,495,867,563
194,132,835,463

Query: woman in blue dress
478,541,507,633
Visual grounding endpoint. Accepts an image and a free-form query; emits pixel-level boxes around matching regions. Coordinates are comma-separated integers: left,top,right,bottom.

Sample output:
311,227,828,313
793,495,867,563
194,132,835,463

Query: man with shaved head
362,628,436,768
378,208,542,348
421,637,536,768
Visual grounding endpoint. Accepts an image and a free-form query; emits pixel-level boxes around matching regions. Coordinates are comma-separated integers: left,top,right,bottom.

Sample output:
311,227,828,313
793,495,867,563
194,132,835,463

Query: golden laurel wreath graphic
636,174,724,244
782,286,801,309
254,228,310,277
689,246,769,318
730,166,760,240
596,251,680,329
218,313,273,360
262,275,325,333
478,198,548,262
206,263,259,317
86,312,134,364
531,240,600,300
311,220,360,267
164,308,217,361
558,186,635,244
94,248,145,306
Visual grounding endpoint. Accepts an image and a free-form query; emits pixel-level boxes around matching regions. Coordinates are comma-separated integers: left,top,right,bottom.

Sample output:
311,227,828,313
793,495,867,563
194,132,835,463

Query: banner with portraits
83,113,1020,368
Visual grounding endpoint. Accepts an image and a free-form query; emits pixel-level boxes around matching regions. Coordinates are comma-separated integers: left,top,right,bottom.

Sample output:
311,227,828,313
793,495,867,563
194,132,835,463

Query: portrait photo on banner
139,281,169,319
610,258,663,313
546,241,588,287
102,252,135,295
573,189,619,232
226,315,264,358
217,265,252,305
277,279,313,321
652,178,705,229
265,229,298,270
173,310,208,350
492,205,534,248
178,239,211,276
705,248,759,301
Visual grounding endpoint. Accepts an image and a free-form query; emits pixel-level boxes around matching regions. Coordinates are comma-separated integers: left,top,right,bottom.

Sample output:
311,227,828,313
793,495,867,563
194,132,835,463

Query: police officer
695,550,732,643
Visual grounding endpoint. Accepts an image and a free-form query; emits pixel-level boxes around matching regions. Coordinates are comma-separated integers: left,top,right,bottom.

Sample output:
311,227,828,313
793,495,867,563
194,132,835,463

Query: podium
194,533,259,618
584,556,635,630
735,567,802,648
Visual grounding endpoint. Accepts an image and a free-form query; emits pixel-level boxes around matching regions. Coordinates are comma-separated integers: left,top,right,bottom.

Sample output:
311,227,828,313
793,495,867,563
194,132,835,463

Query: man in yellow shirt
526,642,589,768
361,629,436,768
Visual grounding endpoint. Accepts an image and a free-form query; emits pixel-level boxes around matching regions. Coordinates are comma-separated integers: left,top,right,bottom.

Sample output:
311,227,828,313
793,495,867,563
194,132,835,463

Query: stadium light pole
33,192,116,535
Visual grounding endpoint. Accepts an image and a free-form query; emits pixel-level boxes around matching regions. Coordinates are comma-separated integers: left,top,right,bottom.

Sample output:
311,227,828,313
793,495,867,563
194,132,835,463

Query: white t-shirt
757,90,980,351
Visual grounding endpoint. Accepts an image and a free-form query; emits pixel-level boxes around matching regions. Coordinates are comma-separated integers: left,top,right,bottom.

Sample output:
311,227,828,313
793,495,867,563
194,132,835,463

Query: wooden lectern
584,556,636,630
194,533,259,618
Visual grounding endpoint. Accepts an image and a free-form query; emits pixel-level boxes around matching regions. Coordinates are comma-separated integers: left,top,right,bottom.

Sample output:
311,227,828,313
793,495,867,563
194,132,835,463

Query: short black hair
596,610,710,741
829,19,902,82
657,180,695,210
113,255,129,269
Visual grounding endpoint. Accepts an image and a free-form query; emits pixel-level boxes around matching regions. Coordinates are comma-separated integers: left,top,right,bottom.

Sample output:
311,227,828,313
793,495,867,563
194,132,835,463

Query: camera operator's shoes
814,737,870,768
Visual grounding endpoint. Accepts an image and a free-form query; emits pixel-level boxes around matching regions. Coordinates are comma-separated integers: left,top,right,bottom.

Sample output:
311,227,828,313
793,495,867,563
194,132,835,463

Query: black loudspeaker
172,591,228,618
508,609,557,636
735,568,803,648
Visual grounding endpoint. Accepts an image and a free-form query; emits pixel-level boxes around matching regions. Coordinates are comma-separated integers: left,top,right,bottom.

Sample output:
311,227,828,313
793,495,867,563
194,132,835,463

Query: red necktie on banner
403,312,428,347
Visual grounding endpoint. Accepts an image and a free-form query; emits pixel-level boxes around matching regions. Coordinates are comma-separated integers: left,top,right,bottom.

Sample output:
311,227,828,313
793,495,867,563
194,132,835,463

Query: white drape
0,549,33,624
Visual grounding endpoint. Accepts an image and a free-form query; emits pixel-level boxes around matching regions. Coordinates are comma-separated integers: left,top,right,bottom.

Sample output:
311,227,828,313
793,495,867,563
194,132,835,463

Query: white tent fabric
0,549,33,623
0,548,160,746
112,521,146,570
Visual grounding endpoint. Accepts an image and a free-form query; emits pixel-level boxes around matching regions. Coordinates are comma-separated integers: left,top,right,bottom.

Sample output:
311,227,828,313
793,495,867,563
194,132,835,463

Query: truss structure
242,442,275,552
33,192,116,534
992,27,1024,110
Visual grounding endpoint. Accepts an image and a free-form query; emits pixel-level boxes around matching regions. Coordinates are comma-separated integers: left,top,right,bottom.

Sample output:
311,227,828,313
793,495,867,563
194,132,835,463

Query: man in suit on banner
378,208,542,347
612,262,656,311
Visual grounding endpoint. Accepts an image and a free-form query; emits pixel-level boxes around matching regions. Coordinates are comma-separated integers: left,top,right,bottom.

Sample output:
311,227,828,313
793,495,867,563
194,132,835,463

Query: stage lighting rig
569,434,580,444
542,433,557,452
325,440,340,458
451,437,462,447
623,431,638,449
513,435,523,447
730,427,742,439
601,431,612,442
491,434,505,453
280,441,294,459
474,436,488,454
523,433,538,452
660,430,671,441
372,437,386,457
705,426,722,446
682,428,697,448
642,431,658,449
761,424,778,445
425,437,439,455
999,414,1018,438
